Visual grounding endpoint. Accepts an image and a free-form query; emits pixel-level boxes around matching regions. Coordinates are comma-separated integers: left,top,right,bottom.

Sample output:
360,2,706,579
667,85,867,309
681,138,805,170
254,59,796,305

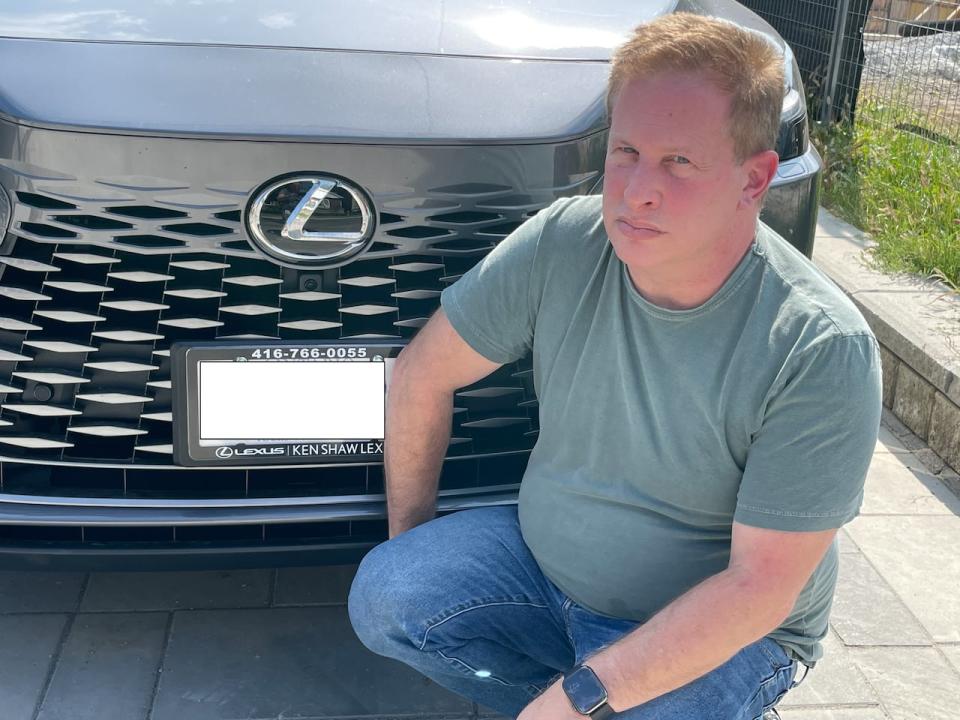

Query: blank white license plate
198,360,385,442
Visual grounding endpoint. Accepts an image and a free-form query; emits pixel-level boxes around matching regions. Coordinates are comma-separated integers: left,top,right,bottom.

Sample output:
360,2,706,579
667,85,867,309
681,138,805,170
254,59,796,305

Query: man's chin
609,232,670,269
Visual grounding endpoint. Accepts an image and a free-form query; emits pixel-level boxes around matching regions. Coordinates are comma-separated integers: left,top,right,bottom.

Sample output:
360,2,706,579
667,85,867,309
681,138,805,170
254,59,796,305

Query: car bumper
0,483,520,570
762,143,823,258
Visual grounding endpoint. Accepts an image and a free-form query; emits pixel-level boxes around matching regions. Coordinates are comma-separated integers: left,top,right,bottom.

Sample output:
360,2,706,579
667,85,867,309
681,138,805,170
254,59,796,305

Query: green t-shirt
440,196,882,666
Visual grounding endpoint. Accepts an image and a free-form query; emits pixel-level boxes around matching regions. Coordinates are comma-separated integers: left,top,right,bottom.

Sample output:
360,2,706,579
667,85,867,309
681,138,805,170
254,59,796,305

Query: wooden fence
867,0,960,35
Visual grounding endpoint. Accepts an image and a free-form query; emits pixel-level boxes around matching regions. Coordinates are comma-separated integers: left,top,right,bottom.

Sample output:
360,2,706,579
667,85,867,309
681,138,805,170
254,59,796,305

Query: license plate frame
171,340,404,466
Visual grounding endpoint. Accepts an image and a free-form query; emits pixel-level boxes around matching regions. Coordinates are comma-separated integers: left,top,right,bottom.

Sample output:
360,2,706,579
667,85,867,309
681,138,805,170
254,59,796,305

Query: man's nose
623,164,662,210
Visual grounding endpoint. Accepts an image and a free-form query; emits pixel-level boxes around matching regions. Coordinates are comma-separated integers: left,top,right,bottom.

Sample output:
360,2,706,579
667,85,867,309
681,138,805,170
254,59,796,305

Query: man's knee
348,537,424,656
348,508,524,655
348,542,394,653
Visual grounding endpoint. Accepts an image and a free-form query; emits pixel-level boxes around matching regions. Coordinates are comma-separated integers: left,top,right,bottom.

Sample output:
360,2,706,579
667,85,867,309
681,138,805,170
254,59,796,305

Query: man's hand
517,680,583,720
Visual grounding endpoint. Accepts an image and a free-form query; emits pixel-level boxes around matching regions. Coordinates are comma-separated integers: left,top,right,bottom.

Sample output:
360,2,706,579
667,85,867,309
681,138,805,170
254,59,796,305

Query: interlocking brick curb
812,207,960,487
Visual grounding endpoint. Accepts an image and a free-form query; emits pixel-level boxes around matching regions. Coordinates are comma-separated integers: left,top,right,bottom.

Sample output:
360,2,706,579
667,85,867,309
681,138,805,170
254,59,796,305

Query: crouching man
348,12,881,720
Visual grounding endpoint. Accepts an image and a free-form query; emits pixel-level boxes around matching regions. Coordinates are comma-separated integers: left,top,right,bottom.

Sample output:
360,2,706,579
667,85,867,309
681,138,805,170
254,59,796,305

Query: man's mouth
616,219,664,237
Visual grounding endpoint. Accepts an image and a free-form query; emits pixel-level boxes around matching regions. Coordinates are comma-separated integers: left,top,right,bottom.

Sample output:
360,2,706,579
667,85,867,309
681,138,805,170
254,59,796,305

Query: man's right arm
384,308,502,538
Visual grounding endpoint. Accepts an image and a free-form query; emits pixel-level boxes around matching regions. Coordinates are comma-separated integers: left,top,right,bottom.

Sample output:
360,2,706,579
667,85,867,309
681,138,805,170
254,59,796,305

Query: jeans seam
754,682,793,720
740,661,796,720
418,600,550,651
560,598,577,652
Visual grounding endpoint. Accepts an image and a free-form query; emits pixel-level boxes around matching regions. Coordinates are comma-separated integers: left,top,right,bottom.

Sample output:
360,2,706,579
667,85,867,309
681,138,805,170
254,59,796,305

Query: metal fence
741,0,960,144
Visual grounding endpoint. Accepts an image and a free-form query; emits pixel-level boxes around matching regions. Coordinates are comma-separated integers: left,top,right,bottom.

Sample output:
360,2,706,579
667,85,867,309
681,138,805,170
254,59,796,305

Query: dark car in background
0,0,821,569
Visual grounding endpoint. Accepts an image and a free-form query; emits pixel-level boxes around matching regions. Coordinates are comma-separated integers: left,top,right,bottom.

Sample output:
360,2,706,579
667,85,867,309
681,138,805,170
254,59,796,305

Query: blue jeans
348,506,799,719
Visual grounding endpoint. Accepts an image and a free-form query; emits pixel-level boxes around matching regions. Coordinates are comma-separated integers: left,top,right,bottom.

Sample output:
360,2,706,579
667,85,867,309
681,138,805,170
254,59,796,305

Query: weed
811,100,960,289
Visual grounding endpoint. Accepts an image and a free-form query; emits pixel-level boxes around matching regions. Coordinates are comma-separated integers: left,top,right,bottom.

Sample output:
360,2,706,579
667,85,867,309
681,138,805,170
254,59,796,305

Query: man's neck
626,227,757,311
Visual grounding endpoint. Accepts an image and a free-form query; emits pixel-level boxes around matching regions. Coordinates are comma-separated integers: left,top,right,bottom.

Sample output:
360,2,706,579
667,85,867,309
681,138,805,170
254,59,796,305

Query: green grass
810,100,960,291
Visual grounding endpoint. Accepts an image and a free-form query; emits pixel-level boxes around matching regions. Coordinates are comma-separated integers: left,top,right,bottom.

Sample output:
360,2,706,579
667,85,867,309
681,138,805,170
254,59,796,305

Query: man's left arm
520,333,883,719
518,523,835,719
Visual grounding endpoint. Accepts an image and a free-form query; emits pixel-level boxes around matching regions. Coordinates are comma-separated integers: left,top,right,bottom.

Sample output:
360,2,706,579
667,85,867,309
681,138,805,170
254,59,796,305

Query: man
349,13,882,720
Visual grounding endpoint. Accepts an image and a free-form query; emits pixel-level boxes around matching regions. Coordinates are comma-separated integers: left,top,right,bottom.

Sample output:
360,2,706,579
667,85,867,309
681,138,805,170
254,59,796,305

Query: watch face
562,666,608,714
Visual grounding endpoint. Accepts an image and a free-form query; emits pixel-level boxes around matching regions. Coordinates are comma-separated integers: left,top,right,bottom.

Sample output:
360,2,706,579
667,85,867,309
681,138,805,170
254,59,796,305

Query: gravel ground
864,30,960,83
860,30,960,137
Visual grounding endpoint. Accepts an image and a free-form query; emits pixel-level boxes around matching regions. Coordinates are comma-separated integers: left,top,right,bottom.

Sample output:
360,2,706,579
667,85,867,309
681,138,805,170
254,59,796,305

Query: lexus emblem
246,174,374,267
215,446,234,458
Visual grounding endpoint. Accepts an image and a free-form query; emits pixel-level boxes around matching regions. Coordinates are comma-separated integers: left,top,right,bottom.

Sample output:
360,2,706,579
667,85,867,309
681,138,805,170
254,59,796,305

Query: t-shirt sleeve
439,202,555,364
734,333,883,531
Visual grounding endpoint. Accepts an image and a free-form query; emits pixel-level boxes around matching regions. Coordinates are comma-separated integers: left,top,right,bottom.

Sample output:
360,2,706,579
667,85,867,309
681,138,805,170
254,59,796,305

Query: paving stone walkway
1,408,958,720
775,411,960,720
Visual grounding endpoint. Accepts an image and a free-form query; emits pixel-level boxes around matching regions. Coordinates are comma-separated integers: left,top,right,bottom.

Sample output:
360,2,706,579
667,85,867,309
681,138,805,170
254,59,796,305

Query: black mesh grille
0,139,610,521
0,230,541,474
0,168,562,507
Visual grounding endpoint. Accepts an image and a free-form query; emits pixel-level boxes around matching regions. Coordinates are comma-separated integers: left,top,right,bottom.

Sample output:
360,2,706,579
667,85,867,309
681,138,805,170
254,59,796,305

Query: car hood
0,0,679,60
0,0,792,143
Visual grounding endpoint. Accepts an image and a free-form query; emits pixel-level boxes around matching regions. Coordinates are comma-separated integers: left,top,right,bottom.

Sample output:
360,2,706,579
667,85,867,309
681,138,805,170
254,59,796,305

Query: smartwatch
562,665,616,719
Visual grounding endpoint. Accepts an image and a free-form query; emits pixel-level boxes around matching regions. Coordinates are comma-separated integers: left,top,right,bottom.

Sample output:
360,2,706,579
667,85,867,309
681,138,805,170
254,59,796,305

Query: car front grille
0,123,606,554
9,178,560,261
0,228,546,473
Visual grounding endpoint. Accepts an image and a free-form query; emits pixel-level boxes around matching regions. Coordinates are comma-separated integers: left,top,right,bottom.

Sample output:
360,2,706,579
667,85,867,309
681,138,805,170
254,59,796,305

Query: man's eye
669,155,691,165
615,146,637,155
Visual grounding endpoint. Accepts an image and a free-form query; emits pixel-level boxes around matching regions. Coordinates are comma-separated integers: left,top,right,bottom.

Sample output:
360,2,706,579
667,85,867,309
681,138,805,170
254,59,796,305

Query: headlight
777,112,809,161
777,45,810,162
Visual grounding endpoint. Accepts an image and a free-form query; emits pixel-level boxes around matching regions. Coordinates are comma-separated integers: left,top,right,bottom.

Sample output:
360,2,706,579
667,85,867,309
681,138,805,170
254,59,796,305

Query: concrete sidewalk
1,407,958,720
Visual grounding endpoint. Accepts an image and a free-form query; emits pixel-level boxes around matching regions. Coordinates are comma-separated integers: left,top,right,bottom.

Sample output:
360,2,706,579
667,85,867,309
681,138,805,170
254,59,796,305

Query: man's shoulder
542,193,604,222
534,195,606,253
756,222,875,344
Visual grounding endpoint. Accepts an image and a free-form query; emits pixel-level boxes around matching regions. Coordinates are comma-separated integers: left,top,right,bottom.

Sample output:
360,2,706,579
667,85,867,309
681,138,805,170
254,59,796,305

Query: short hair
607,13,784,162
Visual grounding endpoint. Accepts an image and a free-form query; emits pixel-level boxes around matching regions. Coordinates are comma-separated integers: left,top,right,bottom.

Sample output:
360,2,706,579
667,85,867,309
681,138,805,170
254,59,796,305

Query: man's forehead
611,71,731,110
609,72,731,145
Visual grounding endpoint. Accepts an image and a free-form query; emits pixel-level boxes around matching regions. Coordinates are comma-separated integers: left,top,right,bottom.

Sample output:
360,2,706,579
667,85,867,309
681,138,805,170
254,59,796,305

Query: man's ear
738,150,779,209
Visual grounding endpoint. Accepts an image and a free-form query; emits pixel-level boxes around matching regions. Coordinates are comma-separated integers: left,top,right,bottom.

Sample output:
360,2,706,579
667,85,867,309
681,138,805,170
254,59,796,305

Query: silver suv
0,0,821,568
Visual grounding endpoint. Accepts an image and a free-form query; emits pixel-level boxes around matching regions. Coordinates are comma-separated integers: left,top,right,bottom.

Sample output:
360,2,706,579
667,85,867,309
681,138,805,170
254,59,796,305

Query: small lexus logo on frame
246,174,374,267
